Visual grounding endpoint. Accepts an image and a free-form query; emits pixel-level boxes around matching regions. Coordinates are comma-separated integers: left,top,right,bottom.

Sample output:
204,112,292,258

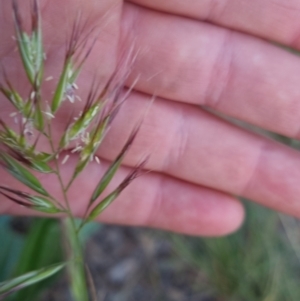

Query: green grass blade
69,103,101,139
60,103,102,148
0,217,25,282
11,218,64,301
0,263,65,298
29,196,62,214
51,60,71,113
89,122,140,206
34,98,44,131
32,0,44,86
12,0,44,86
15,33,35,85
87,190,120,223
0,85,24,112
87,158,147,223
0,152,49,196
71,117,110,182
27,158,53,174
0,186,62,214
89,159,123,206
79,116,109,163
64,218,89,301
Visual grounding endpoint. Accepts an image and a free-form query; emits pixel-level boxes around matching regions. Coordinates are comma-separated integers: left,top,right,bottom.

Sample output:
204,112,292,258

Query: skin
1,0,300,236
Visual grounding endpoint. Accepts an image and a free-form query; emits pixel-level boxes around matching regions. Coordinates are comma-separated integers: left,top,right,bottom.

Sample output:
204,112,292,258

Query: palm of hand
1,0,300,236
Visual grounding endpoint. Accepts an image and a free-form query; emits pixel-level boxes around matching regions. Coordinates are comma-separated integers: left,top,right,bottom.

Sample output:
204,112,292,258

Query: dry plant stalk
0,1,146,300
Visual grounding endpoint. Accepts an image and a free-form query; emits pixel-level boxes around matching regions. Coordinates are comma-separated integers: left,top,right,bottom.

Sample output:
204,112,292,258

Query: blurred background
2,199,300,301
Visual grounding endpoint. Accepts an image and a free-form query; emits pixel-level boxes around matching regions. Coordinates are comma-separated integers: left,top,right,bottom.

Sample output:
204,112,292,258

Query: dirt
42,225,216,301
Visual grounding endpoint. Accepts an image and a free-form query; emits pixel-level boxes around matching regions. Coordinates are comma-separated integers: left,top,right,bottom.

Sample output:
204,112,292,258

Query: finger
94,91,300,218
0,0,121,85
122,3,300,138
0,156,244,236
128,0,300,49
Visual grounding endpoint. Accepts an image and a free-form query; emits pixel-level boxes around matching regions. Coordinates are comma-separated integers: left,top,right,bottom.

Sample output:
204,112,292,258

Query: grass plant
172,201,300,301
0,1,145,300
2,1,300,301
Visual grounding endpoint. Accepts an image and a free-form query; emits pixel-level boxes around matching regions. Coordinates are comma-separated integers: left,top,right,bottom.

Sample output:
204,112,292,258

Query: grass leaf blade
12,1,35,85
64,218,89,301
0,263,65,298
89,159,122,206
87,157,148,222
0,152,49,196
87,190,120,222
0,186,63,214
89,123,141,205
51,60,71,113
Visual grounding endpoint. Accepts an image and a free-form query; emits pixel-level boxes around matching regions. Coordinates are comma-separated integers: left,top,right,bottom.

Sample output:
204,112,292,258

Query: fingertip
147,180,246,237
183,194,245,237
211,196,245,236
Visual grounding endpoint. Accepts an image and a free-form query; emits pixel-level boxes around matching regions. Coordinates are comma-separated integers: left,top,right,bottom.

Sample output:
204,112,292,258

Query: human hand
1,0,300,236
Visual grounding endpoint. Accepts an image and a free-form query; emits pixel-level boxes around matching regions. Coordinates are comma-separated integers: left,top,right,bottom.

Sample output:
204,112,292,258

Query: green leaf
11,218,64,301
86,158,146,223
0,120,19,142
89,156,123,205
51,60,71,113
23,99,34,119
69,103,101,139
59,102,102,148
32,207,61,214
70,117,109,183
0,263,65,298
87,190,120,222
79,116,109,162
34,99,44,131
0,152,49,196
28,158,53,174
89,123,141,205
15,32,35,85
64,218,89,301
0,85,24,111
32,0,44,86
12,0,44,86
0,137,53,174
0,186,62,215
28,196,61,214
0,217,25,282
73,156,90,180
34,152,53,163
